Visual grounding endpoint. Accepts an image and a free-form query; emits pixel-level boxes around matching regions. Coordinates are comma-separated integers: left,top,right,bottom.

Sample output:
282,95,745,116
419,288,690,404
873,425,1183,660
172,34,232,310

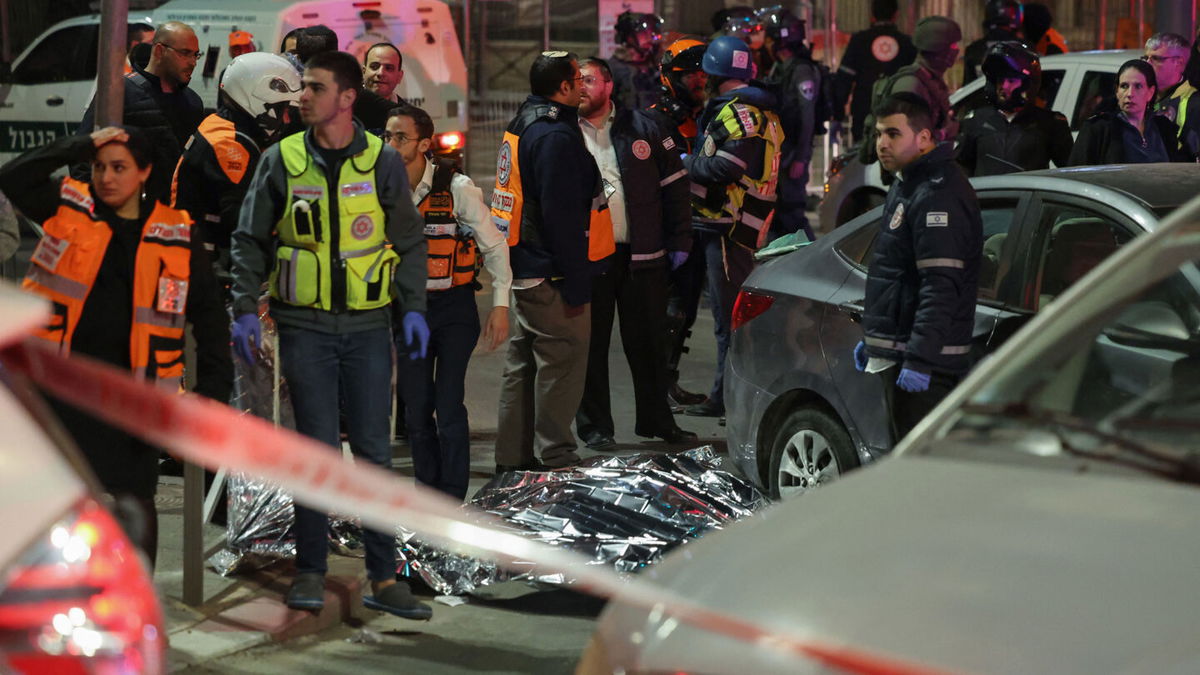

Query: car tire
768,407,857,500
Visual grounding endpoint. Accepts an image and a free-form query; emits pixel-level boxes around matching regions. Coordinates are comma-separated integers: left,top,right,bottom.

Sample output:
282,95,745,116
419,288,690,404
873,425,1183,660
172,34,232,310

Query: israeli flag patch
926,212,949,227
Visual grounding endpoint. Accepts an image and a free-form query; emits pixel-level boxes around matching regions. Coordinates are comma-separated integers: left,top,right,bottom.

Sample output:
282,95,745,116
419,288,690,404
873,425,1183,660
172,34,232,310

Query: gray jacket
230,123,427,334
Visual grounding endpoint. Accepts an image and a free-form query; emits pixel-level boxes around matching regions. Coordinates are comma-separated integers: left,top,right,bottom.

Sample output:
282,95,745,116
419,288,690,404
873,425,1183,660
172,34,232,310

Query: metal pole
0,0,11,64
463,0,472,170
183,462,204,605
543,0,550,50
96,0,129,128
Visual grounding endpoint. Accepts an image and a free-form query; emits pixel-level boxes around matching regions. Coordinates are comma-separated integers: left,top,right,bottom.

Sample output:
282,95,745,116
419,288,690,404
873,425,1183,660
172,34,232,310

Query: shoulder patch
926,211,949,227
662,136,676,151
212,138,250,184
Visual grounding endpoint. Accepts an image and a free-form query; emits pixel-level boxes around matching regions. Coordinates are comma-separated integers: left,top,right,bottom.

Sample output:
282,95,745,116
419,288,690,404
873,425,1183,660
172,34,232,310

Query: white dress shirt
410,159,513,308
579,107,629,244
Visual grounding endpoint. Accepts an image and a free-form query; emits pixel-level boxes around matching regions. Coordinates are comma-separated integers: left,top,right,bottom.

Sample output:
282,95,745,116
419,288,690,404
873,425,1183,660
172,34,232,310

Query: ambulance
0,0,468,166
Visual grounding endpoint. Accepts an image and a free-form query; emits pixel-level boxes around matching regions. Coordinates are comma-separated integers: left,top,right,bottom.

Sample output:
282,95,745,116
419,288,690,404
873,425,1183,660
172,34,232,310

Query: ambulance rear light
0,497,165,674
435,132,464,152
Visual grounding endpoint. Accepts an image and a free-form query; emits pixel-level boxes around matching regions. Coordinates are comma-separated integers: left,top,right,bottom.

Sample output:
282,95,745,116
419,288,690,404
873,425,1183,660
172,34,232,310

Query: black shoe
494,460,549,474
286,572,325,611
582,432,617,451
363,581,432,621
636,425,698,444
684,400,725,417
668,384,707,407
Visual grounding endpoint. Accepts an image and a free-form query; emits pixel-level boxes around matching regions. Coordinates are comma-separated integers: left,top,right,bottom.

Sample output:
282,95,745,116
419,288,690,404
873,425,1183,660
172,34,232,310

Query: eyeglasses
156,43,204,60
581,75,610,86
1146,54,1185,64
382,130,415,144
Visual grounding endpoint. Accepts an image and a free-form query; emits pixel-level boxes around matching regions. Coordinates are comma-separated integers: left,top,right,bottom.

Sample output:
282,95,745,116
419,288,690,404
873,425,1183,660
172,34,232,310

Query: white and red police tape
0,337,959,675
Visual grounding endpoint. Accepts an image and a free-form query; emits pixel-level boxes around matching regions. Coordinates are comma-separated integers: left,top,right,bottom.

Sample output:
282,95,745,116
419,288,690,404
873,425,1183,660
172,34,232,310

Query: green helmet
913,16,962,53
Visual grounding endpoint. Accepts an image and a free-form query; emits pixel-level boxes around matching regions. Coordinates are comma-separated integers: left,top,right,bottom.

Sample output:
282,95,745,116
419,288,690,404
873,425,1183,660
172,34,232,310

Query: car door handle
46,96,64,106
837,301,864,322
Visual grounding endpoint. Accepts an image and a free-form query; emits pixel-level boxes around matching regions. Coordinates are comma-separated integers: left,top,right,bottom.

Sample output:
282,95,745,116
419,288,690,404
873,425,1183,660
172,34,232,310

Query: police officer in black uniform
956,42,1073,176
854,93,982,441
963,0,1024,86
611,11,665,111
761,6,826,241
833,0,917,141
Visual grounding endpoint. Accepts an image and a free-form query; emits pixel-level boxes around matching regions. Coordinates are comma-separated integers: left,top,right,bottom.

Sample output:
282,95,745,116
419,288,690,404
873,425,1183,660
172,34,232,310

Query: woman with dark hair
1068,59,1184,165
0,127,232,567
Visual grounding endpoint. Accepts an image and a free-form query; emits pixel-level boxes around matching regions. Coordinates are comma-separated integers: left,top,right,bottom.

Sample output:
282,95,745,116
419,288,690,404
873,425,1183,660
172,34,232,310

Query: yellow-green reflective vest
270,132,397,311
692,99,783,251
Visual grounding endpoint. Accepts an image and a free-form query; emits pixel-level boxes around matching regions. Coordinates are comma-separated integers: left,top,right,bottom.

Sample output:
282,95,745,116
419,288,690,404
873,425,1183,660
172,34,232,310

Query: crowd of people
4,0,1200,622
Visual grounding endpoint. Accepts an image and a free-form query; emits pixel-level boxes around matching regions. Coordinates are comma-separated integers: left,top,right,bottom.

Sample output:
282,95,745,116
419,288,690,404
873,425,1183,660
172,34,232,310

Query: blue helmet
703,35,754,80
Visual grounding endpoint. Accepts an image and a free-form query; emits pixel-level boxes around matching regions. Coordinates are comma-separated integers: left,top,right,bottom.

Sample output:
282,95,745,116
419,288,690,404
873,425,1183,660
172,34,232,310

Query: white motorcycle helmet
220,52,302,143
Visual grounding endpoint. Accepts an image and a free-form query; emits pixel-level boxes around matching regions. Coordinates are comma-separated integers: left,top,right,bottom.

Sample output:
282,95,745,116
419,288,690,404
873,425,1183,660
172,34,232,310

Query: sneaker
363,581,433,621
285,572,325,611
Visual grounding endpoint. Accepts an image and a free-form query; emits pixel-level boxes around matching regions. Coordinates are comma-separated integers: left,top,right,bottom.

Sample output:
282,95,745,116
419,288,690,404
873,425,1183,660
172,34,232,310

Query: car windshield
947,220,1200,483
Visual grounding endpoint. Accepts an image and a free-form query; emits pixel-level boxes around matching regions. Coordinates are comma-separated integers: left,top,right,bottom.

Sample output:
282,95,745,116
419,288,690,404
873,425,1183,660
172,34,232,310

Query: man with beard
956,42,1073,176
78,21,206,204
610,11,664,110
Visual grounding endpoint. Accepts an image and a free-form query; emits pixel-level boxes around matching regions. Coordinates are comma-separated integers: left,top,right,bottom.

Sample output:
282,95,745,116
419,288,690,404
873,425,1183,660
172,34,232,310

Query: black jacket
766,52,826,167
956,104,1074,176
610,47,661,111
76,65,205,204
1068,112,1183,166
0,133,232,402
508,96,601,306
173,106,265,269
834,22,917,136
864,143,982,375
606,106,691,268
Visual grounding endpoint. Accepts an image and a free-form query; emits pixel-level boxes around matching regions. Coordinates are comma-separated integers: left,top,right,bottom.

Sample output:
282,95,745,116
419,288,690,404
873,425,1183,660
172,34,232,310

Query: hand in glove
231,313,262,366
853,340,868,372
896,368,931,393
402,311,430,360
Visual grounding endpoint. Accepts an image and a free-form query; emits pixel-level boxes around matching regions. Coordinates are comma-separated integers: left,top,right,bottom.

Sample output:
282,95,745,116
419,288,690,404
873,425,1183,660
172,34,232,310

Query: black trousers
576,246,675,438
879,368,961,443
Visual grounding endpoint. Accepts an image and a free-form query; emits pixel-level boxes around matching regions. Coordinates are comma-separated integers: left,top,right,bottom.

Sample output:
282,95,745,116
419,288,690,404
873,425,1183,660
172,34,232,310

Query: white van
0,0,467,166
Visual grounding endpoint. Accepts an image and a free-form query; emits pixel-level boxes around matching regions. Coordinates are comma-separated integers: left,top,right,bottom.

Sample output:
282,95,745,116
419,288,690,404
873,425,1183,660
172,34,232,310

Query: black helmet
758,5,806,50
719,7,763,44
615,11,663,50
982,41,1042,110
984,0,1023,32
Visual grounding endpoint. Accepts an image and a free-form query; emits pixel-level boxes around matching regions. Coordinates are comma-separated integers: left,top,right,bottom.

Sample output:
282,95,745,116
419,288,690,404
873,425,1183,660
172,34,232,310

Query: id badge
157,277,189,314
602,178,617,200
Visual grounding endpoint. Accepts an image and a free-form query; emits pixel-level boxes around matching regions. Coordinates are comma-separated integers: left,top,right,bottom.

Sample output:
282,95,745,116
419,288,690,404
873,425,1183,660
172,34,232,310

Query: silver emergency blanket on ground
209,447,768,593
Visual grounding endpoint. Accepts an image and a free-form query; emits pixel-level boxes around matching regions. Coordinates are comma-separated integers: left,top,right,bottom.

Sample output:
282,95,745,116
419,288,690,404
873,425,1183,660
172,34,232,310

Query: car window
1072,70,1115,130
1030,201,1136,310
1039,69,1066,109
837,197,1020,304
12,25,98,84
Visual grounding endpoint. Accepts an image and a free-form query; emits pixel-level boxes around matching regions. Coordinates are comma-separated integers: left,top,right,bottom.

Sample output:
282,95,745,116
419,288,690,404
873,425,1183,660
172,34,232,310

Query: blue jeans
700,230,755,410
278,325,397,582
397,285,480,500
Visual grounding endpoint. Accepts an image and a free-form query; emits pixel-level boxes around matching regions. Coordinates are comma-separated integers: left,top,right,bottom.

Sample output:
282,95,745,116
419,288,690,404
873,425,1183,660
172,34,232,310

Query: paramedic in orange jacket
0,126,232,567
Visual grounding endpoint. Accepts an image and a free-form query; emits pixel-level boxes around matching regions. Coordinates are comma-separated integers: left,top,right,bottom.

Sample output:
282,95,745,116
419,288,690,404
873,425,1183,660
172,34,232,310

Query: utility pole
96,0,129,128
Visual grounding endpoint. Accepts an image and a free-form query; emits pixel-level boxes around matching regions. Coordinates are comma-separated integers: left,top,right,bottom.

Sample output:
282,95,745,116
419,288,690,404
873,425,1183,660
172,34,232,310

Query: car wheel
768,407,856,500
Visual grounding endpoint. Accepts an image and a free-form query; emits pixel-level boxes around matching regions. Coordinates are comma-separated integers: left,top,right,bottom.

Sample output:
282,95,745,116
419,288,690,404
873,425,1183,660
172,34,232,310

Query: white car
0,285,165,673
0,0,468,166
581,194,1200,673
819,50,1139,232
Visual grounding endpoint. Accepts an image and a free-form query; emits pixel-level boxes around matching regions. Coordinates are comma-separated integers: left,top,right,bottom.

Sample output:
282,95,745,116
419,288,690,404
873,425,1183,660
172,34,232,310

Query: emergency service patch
292,185,325,201
889,203,905,230
427,193,453,210
216,141,250,184
351,214,375,240
491,188,515,214
731,50,750,70
799,80,816,101
32,234,69,272
146,222,192,242
926,212,949,227
60,182,94,214
871,35,900,62
547,106,559,119
662,136,676,151
497,141,513,186
341,182,375,197
732,105,758,135
157,278,188,314
702,136,716,157
632,139,651,160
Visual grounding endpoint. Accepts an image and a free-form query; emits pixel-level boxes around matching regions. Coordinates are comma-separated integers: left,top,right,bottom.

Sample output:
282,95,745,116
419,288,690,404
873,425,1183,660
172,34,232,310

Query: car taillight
434,131,464,152
731,290,774,332
0,497,164,674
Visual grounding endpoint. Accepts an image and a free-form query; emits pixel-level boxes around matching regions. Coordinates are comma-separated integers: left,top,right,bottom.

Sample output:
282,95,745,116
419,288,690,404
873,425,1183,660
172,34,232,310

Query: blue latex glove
402,311,430,360
896,368,931,393
669,250,689,270
231,313,261,366
853,340,868,372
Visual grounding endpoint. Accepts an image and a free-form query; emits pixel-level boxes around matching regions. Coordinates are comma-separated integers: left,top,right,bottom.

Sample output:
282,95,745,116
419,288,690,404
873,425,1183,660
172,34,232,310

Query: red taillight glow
0,497,164,674
731,290,774,332
435,131,464,152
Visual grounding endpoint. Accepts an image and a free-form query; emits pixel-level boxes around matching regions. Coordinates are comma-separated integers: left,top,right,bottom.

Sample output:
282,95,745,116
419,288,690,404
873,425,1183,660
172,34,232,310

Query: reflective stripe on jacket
23,177,192,389
420,159,479,291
